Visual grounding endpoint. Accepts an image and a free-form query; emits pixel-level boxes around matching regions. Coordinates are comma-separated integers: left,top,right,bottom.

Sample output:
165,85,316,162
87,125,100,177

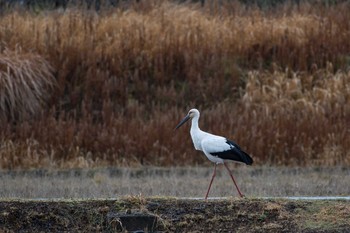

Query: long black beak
174,115,191,130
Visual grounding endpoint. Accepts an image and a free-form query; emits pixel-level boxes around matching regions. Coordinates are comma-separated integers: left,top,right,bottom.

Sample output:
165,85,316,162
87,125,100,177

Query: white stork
175,108,253,199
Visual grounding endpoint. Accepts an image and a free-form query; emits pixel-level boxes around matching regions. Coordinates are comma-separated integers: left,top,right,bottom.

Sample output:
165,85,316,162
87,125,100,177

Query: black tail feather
241,150,253,165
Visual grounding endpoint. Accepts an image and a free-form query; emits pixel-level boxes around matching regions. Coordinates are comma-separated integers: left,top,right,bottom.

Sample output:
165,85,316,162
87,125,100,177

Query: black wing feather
210,140,253,165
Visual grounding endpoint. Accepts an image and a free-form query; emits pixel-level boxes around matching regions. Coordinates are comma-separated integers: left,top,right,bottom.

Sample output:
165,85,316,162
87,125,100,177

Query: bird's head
175,108,200,130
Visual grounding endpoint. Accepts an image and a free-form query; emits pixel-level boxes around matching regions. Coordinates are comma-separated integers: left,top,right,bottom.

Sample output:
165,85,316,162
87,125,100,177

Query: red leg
205,164,217,200
224,163,244,198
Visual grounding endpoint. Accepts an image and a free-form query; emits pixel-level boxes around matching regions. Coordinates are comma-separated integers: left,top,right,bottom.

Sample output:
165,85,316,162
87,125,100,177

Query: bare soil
1,198,350,232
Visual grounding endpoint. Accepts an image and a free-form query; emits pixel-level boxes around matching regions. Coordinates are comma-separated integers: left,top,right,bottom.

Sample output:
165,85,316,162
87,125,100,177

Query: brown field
1,197,350,232
1,1,350,168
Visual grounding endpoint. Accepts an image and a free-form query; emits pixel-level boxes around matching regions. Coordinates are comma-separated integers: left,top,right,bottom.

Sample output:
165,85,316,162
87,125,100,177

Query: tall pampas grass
0,48,55,121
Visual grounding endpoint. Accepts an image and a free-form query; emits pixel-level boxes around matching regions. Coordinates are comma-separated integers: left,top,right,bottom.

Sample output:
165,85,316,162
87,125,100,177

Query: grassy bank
1,1,350,168
1,166,349,198
1,197,349,232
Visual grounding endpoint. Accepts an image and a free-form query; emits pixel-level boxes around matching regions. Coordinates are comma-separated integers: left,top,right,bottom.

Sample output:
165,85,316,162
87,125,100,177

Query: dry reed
0,1,350,168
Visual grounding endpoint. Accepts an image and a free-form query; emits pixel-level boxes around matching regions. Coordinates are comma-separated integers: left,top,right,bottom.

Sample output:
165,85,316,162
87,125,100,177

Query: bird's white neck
190,115,204,151
190,116,200,130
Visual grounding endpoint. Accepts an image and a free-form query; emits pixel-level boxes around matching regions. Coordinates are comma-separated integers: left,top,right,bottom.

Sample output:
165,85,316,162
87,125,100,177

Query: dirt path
1,198,349,232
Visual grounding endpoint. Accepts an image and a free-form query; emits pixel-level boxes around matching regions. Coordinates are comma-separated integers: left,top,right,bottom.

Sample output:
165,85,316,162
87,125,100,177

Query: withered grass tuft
0,48,55,121
1,1,350,168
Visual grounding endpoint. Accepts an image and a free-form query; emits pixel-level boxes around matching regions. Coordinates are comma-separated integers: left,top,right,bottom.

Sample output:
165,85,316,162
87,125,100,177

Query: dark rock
107,211,158,232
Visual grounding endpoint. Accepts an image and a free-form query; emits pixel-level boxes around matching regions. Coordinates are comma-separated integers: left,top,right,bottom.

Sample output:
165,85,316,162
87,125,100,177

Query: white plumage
175,108,253,199
201,136,231,163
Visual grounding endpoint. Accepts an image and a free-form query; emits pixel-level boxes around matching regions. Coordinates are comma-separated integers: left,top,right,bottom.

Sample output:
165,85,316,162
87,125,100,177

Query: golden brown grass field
1,0,350,169
1,1,350,232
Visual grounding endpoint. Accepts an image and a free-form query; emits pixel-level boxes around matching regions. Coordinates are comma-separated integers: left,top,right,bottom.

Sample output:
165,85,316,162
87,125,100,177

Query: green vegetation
298,201,350,231
1,1,350,168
